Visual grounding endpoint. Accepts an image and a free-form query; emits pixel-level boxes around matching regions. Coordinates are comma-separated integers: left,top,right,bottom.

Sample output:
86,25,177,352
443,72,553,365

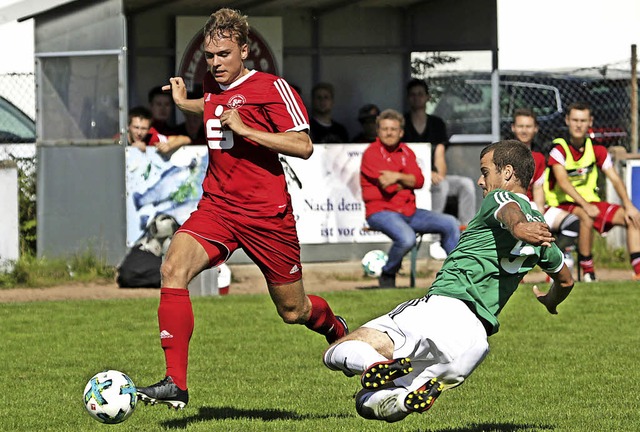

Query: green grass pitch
1,281,639,431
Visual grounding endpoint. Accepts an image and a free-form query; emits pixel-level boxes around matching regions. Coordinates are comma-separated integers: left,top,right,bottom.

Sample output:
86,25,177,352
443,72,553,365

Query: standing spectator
511,108,581,253
360,109,460,288
148,85,178,136
325,140,574,423
403,79,477,226
352,103,380,143
545,101,640,282
309,82,349,143
136,8,348,409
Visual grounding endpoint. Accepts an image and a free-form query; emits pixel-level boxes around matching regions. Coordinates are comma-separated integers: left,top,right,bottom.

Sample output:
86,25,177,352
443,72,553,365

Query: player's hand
431,171,444,186
155,141,171,155
583,202,600,219
130,140,147,152
512,221,555,247
532,284,558,314
163,77,188,104
219,108,246,135
378,170,400,189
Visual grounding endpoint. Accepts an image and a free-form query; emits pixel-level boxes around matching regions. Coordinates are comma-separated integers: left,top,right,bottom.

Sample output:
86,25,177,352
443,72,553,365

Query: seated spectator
360,109,460,288
545,101,640,282
148,85,178,135
123,106,191,156
309,82,349,143
352,104,380,143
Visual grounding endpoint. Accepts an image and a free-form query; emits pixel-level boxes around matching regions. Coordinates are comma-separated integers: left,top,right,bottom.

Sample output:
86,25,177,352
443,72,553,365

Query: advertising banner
125,144,431,246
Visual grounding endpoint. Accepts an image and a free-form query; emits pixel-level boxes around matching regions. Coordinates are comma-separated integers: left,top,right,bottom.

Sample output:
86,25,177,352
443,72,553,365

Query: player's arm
156,135,192,156
496,201,555,247
532,183,546,213
220,108,313,159
432,142,447,177
601,166,640,228
162,77,204,115
377,170,416,189
550,164,600,218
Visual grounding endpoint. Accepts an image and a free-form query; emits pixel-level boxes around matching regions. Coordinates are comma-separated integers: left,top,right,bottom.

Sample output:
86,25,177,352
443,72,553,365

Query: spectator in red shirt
360,109,460,288
124,106,191,156
136,8,347,409
546,101,640,281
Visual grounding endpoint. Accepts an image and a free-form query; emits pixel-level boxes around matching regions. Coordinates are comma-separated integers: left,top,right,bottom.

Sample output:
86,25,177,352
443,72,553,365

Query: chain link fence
414,54,638,154
0,73,37,254
0,73,36,163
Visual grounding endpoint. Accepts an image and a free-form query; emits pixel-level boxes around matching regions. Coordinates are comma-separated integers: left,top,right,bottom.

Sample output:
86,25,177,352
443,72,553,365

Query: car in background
427,71,635,153
0,95,36,160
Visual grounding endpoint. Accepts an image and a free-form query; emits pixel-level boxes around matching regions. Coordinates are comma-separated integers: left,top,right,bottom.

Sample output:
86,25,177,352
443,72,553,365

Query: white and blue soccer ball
361,250,388,277
83,370,137,424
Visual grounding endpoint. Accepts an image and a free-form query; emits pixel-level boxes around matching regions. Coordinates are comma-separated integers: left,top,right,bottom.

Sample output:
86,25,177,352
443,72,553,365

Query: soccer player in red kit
136,8,348,409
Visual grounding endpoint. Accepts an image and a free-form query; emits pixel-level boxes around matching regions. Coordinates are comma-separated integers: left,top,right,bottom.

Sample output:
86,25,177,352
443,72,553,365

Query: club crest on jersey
227,94,246,109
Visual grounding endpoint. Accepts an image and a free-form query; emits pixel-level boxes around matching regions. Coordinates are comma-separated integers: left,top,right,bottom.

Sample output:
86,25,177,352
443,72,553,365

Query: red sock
158,288,193,390
631,253,640,276
305,295,346,343
578,255,595,275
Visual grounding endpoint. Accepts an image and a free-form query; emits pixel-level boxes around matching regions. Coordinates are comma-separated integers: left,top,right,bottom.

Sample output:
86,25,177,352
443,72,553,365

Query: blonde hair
376,109,405,129
203,8,249,46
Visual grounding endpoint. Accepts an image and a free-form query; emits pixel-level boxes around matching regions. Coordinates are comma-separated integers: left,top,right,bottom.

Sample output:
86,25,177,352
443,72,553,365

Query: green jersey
428,189,564,336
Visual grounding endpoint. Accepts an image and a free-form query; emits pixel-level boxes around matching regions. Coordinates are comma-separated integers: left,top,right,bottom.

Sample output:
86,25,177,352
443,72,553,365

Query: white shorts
362,295,489,391
543,206,566,231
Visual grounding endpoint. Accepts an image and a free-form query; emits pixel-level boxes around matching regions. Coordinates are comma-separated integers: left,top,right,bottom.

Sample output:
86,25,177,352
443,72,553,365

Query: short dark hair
128,106,152,124
480,140,534,188
406,78,429,95
148,86,170,104
312,82,334,99
566,101,592,116
513,107,537,125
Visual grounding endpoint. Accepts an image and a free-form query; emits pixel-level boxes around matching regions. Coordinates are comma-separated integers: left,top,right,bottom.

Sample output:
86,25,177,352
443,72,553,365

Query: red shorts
557,201,621,234
177,199,302,286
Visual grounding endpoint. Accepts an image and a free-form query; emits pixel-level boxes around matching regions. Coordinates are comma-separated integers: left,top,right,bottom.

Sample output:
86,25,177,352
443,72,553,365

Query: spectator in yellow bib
545,101,640,282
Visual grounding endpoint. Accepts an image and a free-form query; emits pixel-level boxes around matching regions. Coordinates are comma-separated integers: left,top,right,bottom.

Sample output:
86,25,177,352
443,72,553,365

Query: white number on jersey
206,105,234,150
500,240,536,274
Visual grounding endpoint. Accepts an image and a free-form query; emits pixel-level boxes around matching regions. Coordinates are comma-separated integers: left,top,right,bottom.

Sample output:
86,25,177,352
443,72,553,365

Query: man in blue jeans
360,109,460,288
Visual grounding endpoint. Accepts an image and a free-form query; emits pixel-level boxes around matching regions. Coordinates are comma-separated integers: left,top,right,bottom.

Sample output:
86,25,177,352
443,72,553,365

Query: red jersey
527,150,547,201
360,139,425,218
146,127,167,146
202,70,309,216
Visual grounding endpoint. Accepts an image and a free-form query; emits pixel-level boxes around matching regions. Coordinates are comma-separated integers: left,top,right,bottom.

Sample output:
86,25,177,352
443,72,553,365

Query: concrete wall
0,160,19,271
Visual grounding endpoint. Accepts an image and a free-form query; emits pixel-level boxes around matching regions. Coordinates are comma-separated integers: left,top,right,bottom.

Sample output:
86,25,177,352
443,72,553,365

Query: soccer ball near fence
83,370,137,424
361,250,388,277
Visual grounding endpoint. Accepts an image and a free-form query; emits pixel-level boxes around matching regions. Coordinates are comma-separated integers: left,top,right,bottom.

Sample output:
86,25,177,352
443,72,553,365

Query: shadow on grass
161,406,353,428
423,422,554,432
